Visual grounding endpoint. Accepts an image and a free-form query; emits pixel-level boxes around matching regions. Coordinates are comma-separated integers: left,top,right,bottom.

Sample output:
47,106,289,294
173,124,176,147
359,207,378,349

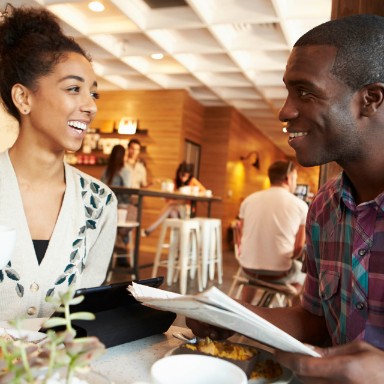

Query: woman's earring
23,109,30,115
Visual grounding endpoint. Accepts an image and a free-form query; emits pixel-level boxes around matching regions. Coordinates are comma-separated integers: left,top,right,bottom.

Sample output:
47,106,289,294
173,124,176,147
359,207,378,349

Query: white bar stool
192,218,223,288
152,218,202,295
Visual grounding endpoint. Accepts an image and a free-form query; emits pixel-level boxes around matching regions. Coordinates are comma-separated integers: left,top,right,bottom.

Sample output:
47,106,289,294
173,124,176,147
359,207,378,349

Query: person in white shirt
238,160,308,303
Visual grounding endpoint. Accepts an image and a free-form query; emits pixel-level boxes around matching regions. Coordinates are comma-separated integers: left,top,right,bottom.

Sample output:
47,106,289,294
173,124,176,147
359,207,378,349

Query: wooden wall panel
78,89,319,254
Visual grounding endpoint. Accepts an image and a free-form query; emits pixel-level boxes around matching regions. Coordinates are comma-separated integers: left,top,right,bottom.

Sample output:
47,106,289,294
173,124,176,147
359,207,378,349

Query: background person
0,5,117,320
142,162,205,237
101,144,130,188
238,160,308,303
188,14,384,382
125,138,148,188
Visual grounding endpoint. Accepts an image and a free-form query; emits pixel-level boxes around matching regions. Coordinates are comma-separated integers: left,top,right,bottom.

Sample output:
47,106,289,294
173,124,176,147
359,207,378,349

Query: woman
0,5,117,320
142,162,205,236
101,144,130,187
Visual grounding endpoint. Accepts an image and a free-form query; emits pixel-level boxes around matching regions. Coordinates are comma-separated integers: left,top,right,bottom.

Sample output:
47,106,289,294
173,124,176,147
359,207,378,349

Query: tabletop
91,325,301,384
111,186,222,203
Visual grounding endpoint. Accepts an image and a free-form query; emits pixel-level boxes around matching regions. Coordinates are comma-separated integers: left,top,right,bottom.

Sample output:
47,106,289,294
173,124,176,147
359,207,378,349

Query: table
110,188,222,279
91,325,300,383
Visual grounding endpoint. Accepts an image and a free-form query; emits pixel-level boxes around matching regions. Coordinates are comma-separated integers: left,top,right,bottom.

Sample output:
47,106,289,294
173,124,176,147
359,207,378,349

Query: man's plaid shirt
302,172,384,349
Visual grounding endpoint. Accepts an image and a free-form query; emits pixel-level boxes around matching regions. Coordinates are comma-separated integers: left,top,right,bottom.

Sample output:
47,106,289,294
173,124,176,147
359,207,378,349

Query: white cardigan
0,150,117,320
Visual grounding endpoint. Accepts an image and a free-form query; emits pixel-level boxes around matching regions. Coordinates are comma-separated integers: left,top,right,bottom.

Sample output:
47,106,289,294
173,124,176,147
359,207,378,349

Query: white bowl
151,354,248,384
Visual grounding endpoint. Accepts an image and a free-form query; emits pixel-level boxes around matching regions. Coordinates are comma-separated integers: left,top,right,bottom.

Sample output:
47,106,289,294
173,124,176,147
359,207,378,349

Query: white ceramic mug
0,225,16,269
151,355,247,384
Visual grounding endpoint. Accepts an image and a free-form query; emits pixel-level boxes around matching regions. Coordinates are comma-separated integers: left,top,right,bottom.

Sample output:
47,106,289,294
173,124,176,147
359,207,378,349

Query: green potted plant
0,288,107,383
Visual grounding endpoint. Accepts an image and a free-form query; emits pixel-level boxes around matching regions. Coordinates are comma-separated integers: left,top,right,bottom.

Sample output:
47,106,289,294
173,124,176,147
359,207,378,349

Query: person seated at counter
141,162,205,237
0,5,116,321
238,160,308,303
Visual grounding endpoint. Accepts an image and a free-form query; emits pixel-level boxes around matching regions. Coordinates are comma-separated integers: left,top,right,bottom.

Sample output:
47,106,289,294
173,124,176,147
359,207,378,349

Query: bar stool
106,221,139,282
152,218,202,295
192,218,223,288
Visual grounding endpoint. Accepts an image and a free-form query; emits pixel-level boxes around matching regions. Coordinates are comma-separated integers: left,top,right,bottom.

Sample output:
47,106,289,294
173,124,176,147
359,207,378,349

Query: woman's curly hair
0,5,90,121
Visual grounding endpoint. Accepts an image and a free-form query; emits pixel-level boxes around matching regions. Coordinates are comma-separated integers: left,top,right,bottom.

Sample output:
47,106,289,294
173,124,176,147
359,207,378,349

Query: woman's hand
274,340,384,383
185,318,235,340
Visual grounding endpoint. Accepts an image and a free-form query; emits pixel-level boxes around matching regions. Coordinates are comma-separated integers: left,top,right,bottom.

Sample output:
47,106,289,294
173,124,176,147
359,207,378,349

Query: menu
128,282,321,357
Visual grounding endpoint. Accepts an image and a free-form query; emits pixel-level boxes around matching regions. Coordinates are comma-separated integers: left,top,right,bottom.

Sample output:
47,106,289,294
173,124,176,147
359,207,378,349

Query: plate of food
167,338,293,384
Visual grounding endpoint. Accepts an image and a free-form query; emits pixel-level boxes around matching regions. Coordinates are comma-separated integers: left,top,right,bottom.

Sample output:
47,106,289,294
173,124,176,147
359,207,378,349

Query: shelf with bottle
68,127,147,166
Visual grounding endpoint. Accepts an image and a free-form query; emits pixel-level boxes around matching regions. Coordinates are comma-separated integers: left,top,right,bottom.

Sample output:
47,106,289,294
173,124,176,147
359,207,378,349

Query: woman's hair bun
0,6,63,54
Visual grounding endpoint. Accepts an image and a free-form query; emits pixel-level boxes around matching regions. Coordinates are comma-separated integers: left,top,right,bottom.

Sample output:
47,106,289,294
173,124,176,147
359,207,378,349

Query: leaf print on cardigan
0,261,25,298
46,176,114,299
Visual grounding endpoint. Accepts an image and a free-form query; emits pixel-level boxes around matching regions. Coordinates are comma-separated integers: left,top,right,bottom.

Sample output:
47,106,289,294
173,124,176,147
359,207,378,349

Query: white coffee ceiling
3,0,332,155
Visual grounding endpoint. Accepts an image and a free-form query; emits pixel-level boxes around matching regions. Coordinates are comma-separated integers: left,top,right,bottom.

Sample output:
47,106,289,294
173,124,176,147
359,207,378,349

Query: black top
33,240,49,265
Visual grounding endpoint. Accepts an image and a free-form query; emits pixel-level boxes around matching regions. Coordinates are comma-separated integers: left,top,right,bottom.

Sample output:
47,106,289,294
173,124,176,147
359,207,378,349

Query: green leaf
78,226,86,235
72,239,82,247
68,273,77,286
69,312,95,321
90,182,100,194
106,193,113,205
0,270,3,282
55,274,67,285
85,206,93,218
90,195,97,209
43,317,68,328
5,269,20,280
64,264,75,273
16,283,24,297
86,220,96,229
69,295,84,306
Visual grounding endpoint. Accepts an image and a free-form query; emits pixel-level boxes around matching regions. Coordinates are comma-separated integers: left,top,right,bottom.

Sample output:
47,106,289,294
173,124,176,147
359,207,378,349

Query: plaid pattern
302,173,384,349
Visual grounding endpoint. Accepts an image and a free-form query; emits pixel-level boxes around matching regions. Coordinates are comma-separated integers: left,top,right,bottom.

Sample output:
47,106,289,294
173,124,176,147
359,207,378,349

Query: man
188,14,384,382
238,161,308,303
125,139,148,188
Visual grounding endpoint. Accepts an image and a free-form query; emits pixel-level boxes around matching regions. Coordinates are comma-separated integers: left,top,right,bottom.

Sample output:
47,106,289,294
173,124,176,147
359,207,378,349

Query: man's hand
185,318,235,340
275,340,384,383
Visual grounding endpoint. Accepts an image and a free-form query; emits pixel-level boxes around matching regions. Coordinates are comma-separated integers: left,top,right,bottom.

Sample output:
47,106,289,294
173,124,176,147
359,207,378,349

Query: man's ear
360,83,384,117
11,83,32,115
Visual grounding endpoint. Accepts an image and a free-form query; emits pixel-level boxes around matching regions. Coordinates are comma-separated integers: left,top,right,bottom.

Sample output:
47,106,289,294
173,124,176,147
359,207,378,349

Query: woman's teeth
289,132,308,139
68,121,86,131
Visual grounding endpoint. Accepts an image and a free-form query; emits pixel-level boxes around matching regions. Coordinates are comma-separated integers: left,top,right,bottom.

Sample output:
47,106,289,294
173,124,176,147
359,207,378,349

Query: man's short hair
294,14,384,91
268,161,295,185
128,138,141,148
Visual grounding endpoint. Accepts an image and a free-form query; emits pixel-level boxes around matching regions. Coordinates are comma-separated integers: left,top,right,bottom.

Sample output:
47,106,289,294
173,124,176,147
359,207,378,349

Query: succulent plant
0,287,105,383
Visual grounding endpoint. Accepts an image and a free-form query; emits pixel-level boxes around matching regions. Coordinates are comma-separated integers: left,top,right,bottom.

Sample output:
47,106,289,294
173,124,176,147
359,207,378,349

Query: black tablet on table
45,277,176,348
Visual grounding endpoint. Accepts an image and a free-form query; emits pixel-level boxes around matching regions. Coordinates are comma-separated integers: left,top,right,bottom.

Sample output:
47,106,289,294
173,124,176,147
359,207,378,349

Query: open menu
128,282,320,357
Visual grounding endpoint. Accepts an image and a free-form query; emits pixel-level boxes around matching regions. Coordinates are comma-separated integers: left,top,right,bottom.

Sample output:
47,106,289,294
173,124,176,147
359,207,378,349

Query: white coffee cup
204,189,212,197
0,225,16,269
151,355,247,384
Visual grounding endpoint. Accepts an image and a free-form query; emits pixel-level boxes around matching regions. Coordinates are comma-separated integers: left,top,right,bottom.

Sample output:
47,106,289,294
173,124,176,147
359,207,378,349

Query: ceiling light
151,53,164,60
88,1,105,12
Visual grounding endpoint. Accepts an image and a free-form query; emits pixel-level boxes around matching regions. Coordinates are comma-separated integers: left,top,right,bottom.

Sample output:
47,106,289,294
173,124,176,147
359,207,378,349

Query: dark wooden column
319,0,384,186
